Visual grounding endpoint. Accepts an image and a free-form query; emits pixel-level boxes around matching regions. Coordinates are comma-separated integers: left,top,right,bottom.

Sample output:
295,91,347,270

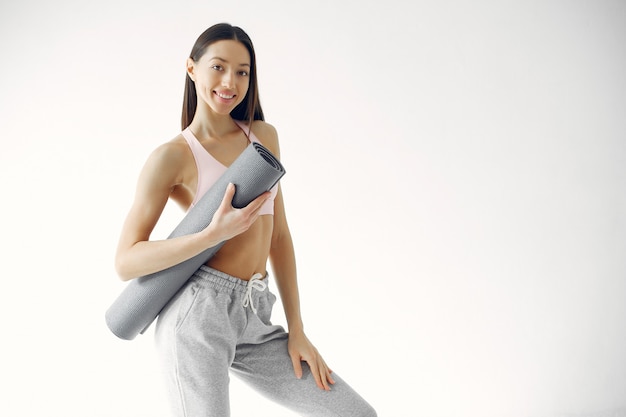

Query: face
187,40,251,116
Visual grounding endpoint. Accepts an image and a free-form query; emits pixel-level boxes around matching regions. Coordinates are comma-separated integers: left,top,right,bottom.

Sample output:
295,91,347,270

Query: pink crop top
182,120,278,215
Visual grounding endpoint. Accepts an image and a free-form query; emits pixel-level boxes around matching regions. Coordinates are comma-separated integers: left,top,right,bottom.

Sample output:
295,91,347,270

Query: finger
322,358,334,378
318,360,331,391
247,191,271,211
320,358,335,385
247,192,271,214
326,367,335,385
307,359,326,391
219,183,236,209
238,192,271,222
290,354,303,380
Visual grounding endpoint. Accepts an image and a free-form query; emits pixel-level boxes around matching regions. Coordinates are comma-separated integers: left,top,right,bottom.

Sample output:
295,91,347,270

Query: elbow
115,265,131,282
114,255,135,282
270,225,292,253
117,272,134,282
270,229,284,252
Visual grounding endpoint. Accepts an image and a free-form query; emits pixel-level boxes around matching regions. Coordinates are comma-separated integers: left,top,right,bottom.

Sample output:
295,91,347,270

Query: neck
189,105,239,139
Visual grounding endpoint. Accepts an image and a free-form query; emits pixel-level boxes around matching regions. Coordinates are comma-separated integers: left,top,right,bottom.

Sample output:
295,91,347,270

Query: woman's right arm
114,142,269,281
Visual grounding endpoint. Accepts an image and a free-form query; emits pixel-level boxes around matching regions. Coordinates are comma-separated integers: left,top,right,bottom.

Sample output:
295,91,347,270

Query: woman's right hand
204,183,271,242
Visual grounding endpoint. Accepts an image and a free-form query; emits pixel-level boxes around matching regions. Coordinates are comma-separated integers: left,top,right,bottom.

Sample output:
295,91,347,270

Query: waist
204,217,272,278
192,265,268,294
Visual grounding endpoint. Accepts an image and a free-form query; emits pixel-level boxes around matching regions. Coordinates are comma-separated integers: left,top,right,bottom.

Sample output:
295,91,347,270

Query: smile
215,92,235,99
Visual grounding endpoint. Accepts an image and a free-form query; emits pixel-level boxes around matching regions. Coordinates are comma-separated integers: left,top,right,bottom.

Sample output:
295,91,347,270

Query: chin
212,102,243,116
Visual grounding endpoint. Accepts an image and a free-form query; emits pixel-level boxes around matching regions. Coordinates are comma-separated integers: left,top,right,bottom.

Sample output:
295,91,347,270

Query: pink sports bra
182,120,278,215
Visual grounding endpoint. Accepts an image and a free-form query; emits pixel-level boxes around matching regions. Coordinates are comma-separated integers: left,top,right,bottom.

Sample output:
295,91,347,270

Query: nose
221,70,235,89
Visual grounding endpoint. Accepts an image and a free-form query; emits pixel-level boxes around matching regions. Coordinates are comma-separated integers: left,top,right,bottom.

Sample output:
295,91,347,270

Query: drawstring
242,273,267,314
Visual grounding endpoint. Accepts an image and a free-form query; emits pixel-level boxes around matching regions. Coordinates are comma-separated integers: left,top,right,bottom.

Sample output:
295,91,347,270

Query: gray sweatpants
154,266,376,417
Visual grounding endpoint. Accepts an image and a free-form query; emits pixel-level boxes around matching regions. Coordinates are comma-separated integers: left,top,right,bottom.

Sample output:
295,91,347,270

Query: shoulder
249,121,280,157
140,134,191,185
148,134,189,166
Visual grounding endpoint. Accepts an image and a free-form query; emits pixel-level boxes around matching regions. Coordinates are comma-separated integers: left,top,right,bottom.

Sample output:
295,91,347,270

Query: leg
232,330,376,416
155,280,242,417
230,283,376,417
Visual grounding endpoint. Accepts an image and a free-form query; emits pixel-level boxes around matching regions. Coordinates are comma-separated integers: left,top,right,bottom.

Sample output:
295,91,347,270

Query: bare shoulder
250,120,280,156
145,134,189,167
141,134,191,186
150,134,188,162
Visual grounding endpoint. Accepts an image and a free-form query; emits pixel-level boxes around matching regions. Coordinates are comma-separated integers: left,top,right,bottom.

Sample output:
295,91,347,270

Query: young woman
114,23,376,417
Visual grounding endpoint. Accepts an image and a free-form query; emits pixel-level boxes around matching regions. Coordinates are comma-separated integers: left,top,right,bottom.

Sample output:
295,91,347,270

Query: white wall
1,1,625,416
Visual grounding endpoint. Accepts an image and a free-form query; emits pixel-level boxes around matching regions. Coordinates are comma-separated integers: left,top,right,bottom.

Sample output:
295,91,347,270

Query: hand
288,330,335,391
208,183,270,242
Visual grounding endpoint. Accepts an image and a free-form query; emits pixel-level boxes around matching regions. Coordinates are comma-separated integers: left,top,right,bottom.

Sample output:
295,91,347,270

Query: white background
1,1,625,416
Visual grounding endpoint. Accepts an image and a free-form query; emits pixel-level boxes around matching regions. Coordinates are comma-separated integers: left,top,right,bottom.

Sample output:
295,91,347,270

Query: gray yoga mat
105,142,285,340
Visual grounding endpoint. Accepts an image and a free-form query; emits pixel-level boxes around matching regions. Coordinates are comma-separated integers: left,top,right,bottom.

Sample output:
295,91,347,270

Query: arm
115,140,269,281
270,185,335,391
269,186,303,332
254,122,335,391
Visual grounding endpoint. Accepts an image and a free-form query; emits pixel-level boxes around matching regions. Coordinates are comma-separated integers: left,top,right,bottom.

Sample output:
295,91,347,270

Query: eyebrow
210,56,250,67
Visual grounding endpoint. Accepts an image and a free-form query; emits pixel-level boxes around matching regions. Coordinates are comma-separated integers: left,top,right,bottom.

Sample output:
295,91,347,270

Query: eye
238,70,249,76
211,64,223,71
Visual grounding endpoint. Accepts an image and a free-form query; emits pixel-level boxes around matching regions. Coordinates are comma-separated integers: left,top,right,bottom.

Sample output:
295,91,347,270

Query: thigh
155,283,239,417
231,337,376,417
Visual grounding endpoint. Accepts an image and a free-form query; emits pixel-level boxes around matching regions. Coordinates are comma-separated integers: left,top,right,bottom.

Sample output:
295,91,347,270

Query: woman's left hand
287,330,335,391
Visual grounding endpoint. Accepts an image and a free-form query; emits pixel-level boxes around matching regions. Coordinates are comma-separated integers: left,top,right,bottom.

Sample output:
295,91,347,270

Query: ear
186,58,196,82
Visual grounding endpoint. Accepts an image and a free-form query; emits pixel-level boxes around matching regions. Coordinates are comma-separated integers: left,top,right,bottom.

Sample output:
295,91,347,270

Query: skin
115,40,334,390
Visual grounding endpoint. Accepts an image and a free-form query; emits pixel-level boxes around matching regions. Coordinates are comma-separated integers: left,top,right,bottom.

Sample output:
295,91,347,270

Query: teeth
217,92,235,99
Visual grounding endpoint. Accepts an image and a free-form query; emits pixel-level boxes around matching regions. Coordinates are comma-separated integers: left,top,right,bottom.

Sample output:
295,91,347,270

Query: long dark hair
181,23,264,130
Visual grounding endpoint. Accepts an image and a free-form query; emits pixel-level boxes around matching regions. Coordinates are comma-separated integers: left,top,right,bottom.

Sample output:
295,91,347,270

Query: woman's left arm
270,185,335,391
253,121,335,391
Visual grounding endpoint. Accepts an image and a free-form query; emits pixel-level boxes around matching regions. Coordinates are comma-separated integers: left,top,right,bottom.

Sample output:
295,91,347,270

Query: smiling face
187,39,251,116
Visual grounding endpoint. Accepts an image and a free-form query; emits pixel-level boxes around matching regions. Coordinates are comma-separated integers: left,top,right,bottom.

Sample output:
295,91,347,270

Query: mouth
215,91,236,100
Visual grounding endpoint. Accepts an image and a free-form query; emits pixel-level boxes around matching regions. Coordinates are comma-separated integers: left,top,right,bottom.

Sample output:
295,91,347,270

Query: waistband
192,265,268,294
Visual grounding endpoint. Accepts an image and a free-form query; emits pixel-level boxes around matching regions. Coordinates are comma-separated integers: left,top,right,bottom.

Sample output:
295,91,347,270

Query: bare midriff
205,214,274,281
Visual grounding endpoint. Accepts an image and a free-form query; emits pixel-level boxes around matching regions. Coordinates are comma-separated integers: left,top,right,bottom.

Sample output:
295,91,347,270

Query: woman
115,23,376,417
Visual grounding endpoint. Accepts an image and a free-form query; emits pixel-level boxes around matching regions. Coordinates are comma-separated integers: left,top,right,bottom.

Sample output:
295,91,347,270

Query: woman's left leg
232,336,377,417
230,283,376,417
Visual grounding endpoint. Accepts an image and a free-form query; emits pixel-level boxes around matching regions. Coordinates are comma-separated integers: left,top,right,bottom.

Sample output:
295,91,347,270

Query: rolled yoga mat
105,142,286,340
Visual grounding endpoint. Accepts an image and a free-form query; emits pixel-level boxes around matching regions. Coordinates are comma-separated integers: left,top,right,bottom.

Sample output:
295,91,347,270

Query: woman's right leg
155,274,244,417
